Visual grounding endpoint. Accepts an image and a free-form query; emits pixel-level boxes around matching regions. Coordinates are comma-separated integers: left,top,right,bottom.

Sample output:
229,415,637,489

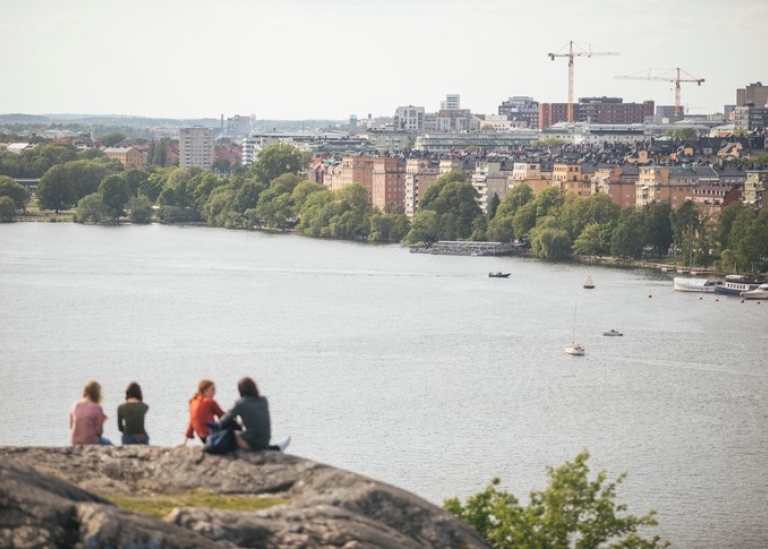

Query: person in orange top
182,379,225,444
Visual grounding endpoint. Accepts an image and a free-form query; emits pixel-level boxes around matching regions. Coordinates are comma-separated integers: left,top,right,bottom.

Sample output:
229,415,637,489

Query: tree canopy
444,450,669,549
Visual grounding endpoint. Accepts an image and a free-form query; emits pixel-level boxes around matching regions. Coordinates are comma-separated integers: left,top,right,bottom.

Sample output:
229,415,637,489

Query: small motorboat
488,272,511,278
603,329,623,336
565,343,585,356
583,276,595,289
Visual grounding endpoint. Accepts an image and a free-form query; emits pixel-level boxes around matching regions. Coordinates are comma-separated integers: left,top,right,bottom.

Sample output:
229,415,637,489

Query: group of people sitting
68,376,289,452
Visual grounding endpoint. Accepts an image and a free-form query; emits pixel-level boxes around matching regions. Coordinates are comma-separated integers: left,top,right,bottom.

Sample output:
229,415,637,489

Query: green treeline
1,142,766,272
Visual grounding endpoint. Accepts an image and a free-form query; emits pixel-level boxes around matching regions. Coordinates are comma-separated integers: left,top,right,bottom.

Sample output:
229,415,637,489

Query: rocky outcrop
0,447,488,548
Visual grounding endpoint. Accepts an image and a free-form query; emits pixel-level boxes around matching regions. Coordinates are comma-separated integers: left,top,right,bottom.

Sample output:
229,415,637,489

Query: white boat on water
741,283,768,300
583,276,595,289
673,277,719,293
714,274,763,297
603,329,623,336
565,343,585,356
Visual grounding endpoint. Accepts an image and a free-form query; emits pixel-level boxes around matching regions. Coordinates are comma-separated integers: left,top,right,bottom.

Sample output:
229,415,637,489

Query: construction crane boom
615,67,705,118
548,41,619,122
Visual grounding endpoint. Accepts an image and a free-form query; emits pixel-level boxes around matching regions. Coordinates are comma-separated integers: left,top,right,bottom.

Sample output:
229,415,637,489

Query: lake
1,222,766,547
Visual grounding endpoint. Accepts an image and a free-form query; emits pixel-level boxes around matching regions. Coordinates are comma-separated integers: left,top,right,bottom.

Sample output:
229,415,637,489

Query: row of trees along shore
1,142,766,273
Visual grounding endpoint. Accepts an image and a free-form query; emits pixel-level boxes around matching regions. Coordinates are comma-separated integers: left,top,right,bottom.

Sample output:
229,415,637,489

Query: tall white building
394,105,425,132
440,94,460,110
179,127,215,170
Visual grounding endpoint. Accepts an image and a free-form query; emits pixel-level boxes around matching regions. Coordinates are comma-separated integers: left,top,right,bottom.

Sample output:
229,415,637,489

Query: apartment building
179,127,215,170
102,146,147,168
403,158,440,217
440,94,460,110
435,109,477,133
371,157,406,212
744,170,767,207
471,161,510,212
553,163,593,196
539,98,654,128
736,82,768,107
734,105,768,131
498,96,540,129
393,106,425,132
592,165,637,209
339,156,376,205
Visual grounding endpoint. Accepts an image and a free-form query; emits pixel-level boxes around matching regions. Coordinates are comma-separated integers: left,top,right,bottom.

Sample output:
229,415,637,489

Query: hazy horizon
1,0,766,120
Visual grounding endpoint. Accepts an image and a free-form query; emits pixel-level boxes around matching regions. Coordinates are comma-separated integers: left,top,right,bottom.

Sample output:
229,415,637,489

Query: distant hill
0,113,346,134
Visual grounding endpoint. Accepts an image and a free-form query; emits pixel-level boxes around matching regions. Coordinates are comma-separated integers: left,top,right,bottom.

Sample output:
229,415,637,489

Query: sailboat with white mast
565,299,585,356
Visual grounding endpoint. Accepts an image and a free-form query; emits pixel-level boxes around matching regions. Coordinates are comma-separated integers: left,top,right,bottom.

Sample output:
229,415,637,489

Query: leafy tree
415,171,482,241
75,193,107,224
290,180,326,215
670,200,701,266
642,201,673,259
78,148,105,160
405,210,439,246
487,193,501,220
250,144,305,184
0,196,16,222
534,186,565,219
37,164,76,212
512,202,537,239
66,159,109,201
611,209,644,259
128,197,153,224
255,189,293,229
99,174,131,222
0,175,31,210
444,450,669,549
99,133,127,147
123,169,149,197
530,224,572,260
573,222,604,258
666,128,696,139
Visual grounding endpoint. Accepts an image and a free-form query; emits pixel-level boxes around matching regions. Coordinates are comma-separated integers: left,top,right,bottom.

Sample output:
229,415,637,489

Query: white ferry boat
673,277,719,293
713,274,763,297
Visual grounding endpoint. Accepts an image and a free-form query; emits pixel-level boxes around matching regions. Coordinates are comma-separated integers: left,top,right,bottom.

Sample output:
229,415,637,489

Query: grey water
1,222,766,548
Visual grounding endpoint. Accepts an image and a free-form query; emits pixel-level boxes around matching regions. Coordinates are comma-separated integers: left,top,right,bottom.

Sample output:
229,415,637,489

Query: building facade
540,98,654,128
736,82,768,107
498,96,540,129
393,106,425,132
179,127,215,170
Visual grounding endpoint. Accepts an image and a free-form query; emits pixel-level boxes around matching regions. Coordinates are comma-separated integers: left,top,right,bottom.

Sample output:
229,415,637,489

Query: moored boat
603,329,623,336
673,277,719,293
488,272,511,278
583,276,595,289
713,274,763,297
741,283,768,300
565,343,585,356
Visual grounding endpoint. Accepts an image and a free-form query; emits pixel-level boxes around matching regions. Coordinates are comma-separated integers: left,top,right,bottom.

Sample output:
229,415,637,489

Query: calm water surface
1,223,766,548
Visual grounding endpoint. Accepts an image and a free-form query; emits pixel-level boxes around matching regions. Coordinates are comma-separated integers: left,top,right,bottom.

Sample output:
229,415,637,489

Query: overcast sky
1,0,766,120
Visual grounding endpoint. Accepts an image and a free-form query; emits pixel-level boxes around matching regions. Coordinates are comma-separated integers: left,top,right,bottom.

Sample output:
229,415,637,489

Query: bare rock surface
0,446,488,548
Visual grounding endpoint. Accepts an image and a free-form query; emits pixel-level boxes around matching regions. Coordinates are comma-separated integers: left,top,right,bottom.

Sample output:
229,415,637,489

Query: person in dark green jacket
117,382,149,445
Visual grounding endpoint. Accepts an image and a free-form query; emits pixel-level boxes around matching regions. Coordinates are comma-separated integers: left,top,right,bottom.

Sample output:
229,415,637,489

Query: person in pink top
182,379,225,445
70,380,111,445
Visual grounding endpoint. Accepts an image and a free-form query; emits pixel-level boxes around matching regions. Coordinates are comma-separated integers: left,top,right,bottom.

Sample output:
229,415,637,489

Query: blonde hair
82,380,102,403
190,379,215,403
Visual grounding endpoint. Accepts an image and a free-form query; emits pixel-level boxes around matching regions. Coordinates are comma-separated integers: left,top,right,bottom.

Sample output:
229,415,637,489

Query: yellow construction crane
615,68,705,118
548,41,619,122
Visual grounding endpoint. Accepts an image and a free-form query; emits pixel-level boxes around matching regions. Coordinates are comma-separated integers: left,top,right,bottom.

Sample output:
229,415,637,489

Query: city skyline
1,0,766,121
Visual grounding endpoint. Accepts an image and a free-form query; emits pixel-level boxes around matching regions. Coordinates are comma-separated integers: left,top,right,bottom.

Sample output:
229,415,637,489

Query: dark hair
237,377,259,398
125,382,143,402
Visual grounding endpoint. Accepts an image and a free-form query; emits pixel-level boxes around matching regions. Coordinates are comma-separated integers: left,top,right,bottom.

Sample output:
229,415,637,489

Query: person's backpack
203,421,237,455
